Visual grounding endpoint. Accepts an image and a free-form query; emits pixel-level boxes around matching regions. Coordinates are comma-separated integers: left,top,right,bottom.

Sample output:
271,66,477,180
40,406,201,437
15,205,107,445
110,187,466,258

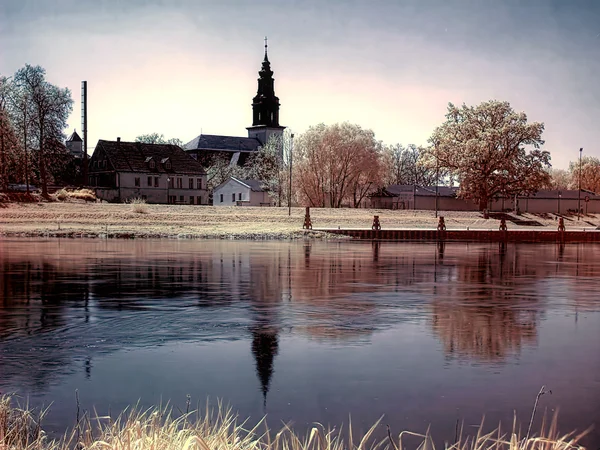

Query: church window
270,112,273,122
258,112,261,121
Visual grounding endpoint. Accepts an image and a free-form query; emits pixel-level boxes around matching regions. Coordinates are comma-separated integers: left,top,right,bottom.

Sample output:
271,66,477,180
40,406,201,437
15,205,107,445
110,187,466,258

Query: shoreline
2,201,599,241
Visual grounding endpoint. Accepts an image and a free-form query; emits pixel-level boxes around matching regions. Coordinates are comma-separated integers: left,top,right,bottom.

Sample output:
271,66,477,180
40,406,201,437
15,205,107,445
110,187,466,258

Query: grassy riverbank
0,395,590,450
1,201,597,240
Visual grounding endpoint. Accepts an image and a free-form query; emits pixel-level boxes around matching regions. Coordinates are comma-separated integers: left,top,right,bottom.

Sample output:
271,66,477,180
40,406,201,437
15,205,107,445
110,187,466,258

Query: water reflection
0,239,599,445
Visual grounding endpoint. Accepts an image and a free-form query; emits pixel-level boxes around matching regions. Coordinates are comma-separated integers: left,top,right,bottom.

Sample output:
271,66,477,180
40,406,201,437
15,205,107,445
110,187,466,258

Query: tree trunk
39,126,49,198
0,132,7,192
479,196,488,211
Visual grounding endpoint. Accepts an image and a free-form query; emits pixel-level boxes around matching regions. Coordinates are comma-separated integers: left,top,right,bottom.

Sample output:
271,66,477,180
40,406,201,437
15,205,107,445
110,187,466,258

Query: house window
102,160,107,169
177,178,183,189
232,193,235,202
238,193,242,201
154,177,159,187
179,195,184,203
197,178,202,189
134,177,140,187
169,178,174,188
197,196,202,205
220,194,223,203
190,196,194,204
147,176,152,187
189,178,194,189
142,195,147,201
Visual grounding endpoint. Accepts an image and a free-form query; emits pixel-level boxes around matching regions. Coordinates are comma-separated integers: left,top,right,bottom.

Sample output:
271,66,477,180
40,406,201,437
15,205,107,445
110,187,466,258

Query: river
0,239,599,447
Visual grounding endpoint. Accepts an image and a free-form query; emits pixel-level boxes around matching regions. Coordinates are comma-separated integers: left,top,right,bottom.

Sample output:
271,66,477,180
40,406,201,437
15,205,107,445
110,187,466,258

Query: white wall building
213,178,272,206
89,138,208,204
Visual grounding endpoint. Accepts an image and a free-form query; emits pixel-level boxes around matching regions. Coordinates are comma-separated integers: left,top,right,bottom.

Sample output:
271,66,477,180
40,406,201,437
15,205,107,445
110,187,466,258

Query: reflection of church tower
247,38,286,147
251,328,279,409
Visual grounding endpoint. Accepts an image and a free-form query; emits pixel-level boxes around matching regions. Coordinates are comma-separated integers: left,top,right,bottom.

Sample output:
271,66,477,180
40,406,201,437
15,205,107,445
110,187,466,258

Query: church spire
251,39,280,127
264,36,269,62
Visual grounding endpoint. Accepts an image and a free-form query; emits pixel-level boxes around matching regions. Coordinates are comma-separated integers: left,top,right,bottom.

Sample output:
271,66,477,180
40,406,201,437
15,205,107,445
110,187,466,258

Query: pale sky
1,0,599,169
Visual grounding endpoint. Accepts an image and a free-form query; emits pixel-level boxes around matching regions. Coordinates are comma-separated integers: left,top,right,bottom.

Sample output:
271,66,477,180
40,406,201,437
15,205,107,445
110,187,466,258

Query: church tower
247,38,285,145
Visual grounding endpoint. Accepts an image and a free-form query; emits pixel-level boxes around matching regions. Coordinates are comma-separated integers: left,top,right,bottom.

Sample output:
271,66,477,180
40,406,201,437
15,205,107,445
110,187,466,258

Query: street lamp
167,177,170,204
288,132,294,217
578,147,583,220
434,140,439,218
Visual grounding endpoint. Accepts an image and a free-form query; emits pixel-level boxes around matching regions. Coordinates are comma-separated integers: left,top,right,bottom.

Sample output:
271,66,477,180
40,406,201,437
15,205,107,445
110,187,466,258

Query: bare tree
244,134,286,205
569,156,600,193
135,133,184,147
428,100,550,210
383,143,439,186
547,168,571,190
295,123,384,208
14,65,73,197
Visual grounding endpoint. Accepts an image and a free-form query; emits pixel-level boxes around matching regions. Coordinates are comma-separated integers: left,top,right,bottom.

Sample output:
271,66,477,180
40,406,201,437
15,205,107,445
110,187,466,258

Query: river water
0,239,599,446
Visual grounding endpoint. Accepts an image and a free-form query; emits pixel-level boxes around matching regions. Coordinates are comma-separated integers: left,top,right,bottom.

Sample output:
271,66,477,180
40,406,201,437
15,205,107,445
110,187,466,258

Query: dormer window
161,157,171,170
149,160,155,169
165,161,171,170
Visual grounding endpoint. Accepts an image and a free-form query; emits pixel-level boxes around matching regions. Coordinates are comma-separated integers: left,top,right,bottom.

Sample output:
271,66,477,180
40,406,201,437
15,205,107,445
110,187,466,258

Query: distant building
369,185,600,214
184,39,285,166
213,177,272,206
65,130,83,158
88,138,208,204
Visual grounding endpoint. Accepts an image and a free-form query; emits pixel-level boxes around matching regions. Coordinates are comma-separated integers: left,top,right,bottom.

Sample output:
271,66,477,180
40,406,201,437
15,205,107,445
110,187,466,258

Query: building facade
184,40,285,165
369,185,600,214
213,177,272,206
88,138,208,204
65,130,84,158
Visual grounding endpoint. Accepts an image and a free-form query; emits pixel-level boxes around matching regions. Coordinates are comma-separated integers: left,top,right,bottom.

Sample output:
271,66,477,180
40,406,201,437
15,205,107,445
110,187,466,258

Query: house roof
67,130,82,142
371,185,458,198
526,189,600,199
92,139,206,175
184,134,262,153
415,186,459,197
215,177,265,193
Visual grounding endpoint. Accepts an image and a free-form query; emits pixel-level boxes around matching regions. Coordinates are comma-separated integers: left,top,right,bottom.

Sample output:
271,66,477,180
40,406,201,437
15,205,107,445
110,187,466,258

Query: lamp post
434,140,439,218
578,147,583,220
167,177,170,204
288,132,294,217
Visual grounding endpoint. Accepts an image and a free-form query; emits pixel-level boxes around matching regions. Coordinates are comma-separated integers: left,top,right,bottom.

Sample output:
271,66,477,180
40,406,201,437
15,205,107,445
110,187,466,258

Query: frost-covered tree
428,100,550,210
135,133,183,147
569,156,600,193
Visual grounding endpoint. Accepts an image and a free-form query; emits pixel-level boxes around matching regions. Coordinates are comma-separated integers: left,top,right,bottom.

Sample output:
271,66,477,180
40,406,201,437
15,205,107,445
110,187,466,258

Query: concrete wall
214,179,272,206
94,172,208,204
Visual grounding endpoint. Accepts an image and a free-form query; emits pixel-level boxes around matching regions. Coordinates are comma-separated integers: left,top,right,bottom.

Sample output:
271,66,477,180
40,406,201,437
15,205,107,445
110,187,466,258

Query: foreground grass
2,202,597,240
0,395,591,450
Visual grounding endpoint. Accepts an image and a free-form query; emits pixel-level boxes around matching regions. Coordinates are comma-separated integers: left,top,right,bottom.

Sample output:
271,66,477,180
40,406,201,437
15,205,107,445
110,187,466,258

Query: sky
0,0,599,169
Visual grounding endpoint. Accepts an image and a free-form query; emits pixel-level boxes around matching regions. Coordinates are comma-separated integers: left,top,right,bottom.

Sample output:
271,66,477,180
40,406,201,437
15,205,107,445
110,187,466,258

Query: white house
213,178,272,206
88,138,208,204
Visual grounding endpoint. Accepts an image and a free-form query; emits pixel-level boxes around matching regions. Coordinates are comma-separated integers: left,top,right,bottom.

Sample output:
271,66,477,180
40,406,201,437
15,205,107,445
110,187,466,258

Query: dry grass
126,197,149,214
0,202,599,240
0,395,591,450
52,189,97,203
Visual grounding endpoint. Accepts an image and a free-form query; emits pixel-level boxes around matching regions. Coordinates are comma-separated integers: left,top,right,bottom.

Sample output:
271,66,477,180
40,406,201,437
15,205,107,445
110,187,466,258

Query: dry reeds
53,188,97,203
127,197,149,214
0,394,592,450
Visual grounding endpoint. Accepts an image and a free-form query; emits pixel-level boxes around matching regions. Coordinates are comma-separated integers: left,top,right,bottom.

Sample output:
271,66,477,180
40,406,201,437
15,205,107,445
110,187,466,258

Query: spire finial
264,36,269,61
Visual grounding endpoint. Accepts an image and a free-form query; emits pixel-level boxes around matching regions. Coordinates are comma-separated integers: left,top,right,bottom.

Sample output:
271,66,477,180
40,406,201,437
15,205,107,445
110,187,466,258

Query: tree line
0,65,74,197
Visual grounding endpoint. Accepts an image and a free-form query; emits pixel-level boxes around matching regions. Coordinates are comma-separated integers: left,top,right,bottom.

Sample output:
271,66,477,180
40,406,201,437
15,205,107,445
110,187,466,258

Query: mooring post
558,217,565,232
372,215,381,231
499,218,508,231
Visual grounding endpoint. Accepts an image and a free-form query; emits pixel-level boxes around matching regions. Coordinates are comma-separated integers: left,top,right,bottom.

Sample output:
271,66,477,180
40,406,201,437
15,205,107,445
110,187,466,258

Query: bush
52,188,97,203
128,197,149,214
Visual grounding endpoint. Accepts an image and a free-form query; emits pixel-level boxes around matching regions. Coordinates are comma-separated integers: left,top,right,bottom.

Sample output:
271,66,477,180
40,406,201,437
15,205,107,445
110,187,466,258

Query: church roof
92,139,206,175
184,134,262,153
67,130,82,142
